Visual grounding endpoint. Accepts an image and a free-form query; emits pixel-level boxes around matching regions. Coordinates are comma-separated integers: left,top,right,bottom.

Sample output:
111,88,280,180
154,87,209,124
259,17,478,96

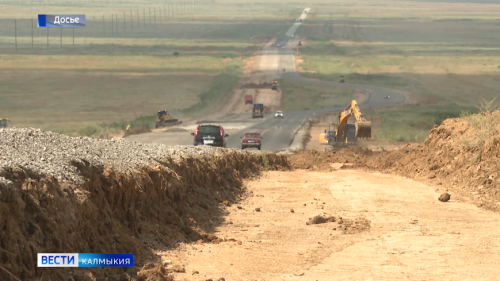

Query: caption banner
37,253,133,267
38,15,86,27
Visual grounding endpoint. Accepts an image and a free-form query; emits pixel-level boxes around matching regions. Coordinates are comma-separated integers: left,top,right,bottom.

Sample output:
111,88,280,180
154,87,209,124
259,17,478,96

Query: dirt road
160,168,500,281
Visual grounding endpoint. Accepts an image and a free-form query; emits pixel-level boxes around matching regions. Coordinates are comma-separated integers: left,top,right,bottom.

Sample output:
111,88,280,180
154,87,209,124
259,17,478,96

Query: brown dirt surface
0,146,288,280
155,169,500,280
123,126,152,137
302,110,500,213
289,147,372,171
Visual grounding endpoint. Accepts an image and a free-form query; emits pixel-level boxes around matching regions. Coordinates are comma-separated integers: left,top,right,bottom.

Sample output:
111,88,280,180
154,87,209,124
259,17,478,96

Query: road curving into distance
224,7,406,152
129,7,407,152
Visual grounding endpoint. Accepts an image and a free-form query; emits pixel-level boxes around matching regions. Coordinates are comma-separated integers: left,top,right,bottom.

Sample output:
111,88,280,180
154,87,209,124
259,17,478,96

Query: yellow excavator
327,100,371,144
271,80,278,90
155,110,182,128
0,118,9,128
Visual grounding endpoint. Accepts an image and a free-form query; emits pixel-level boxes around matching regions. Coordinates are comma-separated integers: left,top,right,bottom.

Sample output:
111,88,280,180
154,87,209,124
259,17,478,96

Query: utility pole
31,18,34,48
14,19,17,52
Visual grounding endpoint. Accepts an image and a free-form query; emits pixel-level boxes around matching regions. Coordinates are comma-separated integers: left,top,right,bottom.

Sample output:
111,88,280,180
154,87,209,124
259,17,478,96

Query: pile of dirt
288,147,372,170
123,126,152,137
295,111,500,213
306,214,371,234
0,129,289,281
240,82,273,89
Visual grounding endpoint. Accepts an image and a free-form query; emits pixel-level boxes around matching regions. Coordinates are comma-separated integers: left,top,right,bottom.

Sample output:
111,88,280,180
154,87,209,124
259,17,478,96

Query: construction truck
271,80,278,90
327,100,371,145
155,110,182,128
244,95,253,105
0,118,8,128
252,103,264,119
338,76,345,83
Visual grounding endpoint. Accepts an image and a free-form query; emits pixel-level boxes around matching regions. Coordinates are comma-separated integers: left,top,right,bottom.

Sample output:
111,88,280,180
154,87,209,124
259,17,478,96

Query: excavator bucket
319,133,328,144
159,119,182,127
355,121,372,138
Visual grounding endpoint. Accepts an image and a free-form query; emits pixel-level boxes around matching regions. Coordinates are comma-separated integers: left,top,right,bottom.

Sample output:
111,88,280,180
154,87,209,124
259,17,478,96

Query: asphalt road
222,7,406,152
129,7,407,152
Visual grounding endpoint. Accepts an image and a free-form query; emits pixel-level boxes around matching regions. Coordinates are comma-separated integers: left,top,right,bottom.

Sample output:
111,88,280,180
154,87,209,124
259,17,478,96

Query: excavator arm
334,100,372,144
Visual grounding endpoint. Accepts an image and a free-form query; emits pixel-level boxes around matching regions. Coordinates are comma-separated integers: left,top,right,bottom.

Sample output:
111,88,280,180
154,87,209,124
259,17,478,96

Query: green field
279,79,360,111
294,0,500,141
2,0,499,140
0,0,304,135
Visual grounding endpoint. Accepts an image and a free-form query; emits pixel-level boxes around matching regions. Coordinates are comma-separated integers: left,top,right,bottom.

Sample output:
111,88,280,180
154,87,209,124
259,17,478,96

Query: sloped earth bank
0,128,288,281
290,112,500,213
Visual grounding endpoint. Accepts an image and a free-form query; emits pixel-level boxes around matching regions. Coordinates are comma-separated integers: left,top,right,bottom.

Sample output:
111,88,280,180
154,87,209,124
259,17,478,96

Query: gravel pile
0,128,228,186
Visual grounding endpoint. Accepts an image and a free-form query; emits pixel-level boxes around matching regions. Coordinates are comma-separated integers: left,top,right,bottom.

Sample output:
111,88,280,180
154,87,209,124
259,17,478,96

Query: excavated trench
0,128,288,281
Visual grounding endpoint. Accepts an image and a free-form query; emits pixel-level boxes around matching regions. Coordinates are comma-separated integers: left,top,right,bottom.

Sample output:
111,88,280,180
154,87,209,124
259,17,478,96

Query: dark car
241,132,262,150
191,124,229,147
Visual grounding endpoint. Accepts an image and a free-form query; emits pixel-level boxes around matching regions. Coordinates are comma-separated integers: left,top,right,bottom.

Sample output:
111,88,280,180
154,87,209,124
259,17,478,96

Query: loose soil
296,111,500,213
0,148,288,281
159,169,500,280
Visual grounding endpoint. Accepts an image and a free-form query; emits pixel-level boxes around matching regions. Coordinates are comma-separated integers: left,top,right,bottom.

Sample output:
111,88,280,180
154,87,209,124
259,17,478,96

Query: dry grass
294,1,500,107
460,98,500,147
0,0,300,134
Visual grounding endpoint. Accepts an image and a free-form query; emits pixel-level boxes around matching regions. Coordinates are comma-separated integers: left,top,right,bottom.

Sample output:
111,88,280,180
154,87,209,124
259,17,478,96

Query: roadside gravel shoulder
0,128,234,186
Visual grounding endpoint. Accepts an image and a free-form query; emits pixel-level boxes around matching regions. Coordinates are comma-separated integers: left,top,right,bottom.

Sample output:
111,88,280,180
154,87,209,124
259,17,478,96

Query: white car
275,111,284,118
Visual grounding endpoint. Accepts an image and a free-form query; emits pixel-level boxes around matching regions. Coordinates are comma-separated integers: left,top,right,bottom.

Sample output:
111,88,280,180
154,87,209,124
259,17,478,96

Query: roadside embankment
0,128,288,281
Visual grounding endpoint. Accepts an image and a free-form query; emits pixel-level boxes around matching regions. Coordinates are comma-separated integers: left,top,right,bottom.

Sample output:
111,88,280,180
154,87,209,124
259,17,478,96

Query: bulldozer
155,110,182,128
328,100,371,145
271,80,278,90
0,118,9,128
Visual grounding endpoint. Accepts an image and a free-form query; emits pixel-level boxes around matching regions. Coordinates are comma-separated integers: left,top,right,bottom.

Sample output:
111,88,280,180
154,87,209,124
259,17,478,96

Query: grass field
0,0,305,135
279,79,360,111
293,0,500,141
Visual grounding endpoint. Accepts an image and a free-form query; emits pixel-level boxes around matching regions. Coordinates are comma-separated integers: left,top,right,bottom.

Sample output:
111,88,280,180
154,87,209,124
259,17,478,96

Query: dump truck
327,100,371,145
155,110,182,128
271,80,278,90
252,103,264,118
0,118,8,128
244,95,253,105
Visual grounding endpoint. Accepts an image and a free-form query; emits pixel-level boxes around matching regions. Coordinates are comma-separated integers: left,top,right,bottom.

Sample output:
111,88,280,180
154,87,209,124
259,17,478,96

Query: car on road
191,124,229,148
282,46,285,48
275,111,284,118
277,44,281,47
241,132,262,150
